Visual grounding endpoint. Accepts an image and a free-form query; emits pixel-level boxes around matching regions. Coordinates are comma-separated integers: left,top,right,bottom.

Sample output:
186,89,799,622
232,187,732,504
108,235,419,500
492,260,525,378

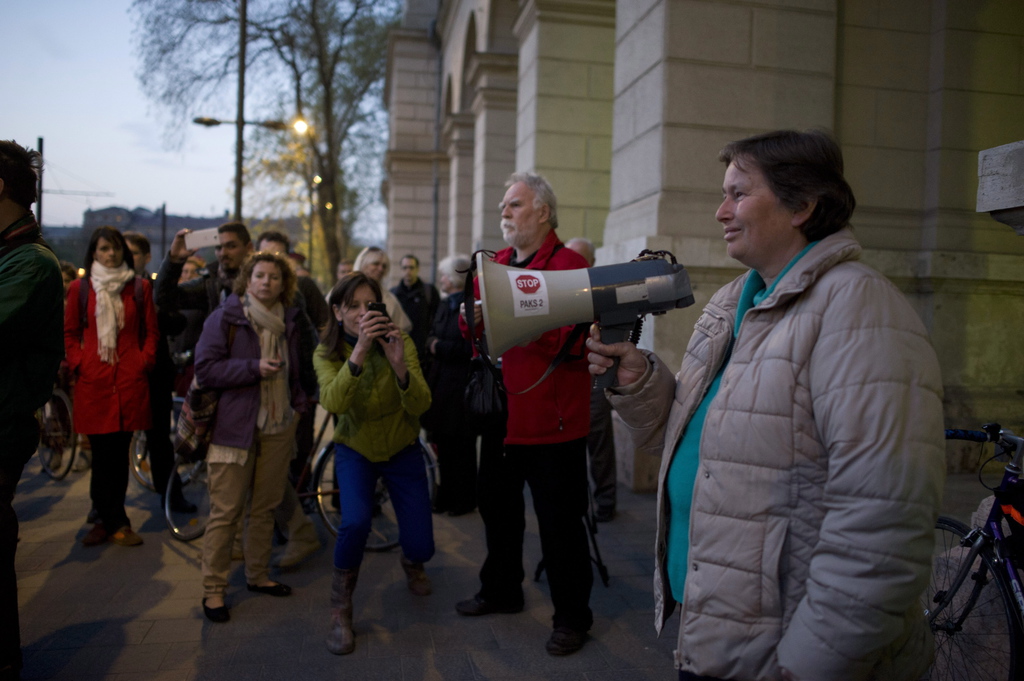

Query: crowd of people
1,129,950,681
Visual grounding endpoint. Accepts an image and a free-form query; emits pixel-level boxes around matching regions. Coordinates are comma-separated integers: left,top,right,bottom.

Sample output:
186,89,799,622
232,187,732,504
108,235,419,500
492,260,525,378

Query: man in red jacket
456,173,593,656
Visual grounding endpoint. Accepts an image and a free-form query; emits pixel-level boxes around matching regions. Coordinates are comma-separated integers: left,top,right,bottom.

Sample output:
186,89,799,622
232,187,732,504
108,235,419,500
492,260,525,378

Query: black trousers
477,436,593,632
432,431,478,514
147,360,175,501
679,672,731,681
1,412,37,677
88,431,134,530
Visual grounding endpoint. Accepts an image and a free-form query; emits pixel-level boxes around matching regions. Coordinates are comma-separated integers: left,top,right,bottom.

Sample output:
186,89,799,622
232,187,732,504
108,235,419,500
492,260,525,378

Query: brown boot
400,555,432,596
326,567,358,655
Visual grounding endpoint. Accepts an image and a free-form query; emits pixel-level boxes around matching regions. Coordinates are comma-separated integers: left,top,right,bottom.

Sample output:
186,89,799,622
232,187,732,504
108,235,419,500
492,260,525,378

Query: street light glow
313,175,322,184
293,119,309,134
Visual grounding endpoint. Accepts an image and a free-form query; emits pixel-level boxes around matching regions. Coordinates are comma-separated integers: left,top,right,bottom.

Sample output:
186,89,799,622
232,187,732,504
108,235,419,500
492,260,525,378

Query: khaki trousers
202,418,297,597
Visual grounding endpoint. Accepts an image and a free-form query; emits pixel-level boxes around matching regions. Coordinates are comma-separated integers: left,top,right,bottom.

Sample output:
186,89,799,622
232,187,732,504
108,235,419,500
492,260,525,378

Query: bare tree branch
131,0,400,273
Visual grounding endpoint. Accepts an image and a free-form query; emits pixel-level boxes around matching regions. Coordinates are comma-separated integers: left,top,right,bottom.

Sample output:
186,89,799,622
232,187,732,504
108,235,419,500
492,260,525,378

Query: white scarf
90,261,135,364
243,293,292,434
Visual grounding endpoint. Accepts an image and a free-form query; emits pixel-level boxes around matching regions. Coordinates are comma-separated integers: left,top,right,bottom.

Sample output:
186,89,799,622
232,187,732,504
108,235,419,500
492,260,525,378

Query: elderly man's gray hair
505,172,558,230
438,253,471,284
564,237,595,266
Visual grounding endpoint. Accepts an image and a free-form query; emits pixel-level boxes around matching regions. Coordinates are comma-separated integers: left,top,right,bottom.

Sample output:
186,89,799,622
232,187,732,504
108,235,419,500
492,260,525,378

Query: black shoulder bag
462,252,508,434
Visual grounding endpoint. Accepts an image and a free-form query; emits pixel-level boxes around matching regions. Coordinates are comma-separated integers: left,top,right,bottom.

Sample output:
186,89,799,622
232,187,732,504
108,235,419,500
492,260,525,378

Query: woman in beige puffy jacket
587,129,945,681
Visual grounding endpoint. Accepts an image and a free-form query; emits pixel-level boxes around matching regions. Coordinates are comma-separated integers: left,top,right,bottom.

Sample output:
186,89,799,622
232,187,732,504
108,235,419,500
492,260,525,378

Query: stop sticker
507,270,549,317
516,274,541,294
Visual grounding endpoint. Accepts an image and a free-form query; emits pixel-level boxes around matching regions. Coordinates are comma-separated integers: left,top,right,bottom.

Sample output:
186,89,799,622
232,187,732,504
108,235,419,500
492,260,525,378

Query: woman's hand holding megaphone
586,323,648,388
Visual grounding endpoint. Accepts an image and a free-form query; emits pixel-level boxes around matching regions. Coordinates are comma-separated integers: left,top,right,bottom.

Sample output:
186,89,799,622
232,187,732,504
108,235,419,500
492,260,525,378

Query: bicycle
926,424,1024,680
130,396,186,493
36,387,77,480
129,430,158,491
164,454,209,542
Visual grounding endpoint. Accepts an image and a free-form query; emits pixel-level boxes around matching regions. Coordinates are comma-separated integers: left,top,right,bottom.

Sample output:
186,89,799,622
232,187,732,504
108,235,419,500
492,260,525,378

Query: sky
3,1,244,227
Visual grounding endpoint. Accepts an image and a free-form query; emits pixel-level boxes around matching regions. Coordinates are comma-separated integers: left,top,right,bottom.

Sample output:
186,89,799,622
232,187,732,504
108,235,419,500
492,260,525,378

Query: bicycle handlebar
945,429,992,443
946,423,1024,468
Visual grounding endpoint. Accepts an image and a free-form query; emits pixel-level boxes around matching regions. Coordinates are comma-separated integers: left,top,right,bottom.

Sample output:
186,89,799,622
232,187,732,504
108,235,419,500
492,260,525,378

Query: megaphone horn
477,252,695,364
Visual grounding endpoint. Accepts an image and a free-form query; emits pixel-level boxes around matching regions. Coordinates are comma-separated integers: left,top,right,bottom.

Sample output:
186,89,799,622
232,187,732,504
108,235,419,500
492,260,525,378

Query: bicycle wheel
129,430,158,492
419,435,439,506
37,389,77,480
312,444,401,552
165,455,209,542
925,516,1021,680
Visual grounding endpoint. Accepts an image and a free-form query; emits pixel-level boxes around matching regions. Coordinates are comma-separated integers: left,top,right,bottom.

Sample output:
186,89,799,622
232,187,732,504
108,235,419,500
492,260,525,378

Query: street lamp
192,117,294,131
192,116,308,220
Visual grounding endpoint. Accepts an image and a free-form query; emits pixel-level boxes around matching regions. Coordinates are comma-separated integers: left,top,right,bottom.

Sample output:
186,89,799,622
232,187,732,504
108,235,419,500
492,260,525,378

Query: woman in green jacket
315,272,433,656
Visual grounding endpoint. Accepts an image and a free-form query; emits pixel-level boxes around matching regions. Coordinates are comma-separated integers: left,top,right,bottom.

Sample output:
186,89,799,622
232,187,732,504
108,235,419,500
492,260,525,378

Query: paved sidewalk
13,448,989,681
14,453,679,681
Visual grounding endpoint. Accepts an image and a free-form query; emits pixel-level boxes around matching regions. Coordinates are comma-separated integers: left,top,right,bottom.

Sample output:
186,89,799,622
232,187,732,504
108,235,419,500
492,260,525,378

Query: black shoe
202,598,230,623
446,507,476,517
594,506,616,523
455,595,523,617
247,582,292,597
546,626,587,656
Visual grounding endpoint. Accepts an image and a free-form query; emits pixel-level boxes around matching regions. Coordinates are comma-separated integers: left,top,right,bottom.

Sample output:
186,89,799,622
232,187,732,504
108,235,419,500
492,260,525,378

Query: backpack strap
78,277,90,332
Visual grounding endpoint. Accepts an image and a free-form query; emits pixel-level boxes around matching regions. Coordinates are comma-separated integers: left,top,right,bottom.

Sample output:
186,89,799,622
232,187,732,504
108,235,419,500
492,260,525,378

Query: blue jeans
332,441,435,569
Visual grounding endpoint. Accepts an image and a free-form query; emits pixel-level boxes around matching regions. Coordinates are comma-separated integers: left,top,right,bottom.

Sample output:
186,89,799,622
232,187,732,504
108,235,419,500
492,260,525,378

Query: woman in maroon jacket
194,251,307,623
65,226,158,547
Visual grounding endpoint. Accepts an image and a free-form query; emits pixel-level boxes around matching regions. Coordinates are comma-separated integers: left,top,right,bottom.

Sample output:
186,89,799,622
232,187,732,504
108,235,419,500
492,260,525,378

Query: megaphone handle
593,323,633,390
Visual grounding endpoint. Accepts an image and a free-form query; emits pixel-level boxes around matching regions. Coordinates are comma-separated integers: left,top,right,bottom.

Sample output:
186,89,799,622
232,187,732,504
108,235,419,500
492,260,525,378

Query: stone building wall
387,0,1024,484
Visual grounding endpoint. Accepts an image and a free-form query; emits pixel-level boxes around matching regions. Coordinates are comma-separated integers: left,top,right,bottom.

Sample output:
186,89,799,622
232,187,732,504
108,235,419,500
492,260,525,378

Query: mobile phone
367,301,390,319
184,227,220,250
367,301,392,342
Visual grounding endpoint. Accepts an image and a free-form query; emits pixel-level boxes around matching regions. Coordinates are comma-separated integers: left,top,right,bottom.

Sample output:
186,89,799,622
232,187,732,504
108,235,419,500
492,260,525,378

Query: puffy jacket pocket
760,515,787,618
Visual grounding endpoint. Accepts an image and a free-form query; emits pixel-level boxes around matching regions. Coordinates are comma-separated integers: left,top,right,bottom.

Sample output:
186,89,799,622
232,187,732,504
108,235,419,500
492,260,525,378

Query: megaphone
477,251,695,381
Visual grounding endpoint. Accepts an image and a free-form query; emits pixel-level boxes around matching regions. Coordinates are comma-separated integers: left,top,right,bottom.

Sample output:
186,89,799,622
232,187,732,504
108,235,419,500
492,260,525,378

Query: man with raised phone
157,222,254,318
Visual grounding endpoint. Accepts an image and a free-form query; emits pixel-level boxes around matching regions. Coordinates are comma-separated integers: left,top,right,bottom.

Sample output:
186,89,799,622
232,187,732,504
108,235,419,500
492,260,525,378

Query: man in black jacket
123,232,195,515
0,141,64,681
390,254,438,363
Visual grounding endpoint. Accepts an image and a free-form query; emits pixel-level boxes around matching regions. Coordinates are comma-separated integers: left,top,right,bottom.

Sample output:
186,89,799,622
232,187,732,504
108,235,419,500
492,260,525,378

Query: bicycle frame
985,454,1024,627
935,426,1024,631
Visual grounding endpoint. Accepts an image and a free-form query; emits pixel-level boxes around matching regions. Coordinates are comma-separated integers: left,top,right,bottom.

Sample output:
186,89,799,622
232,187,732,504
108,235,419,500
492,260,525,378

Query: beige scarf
243,294,293,434
89,261,135,364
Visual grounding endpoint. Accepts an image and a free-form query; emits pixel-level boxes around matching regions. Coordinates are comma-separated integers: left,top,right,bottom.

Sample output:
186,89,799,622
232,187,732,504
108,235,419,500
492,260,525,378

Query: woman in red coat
65,226,158,547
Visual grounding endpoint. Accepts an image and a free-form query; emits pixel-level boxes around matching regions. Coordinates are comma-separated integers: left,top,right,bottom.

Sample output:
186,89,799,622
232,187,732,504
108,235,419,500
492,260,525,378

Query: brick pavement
13,443,988,681
13,451,681,681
